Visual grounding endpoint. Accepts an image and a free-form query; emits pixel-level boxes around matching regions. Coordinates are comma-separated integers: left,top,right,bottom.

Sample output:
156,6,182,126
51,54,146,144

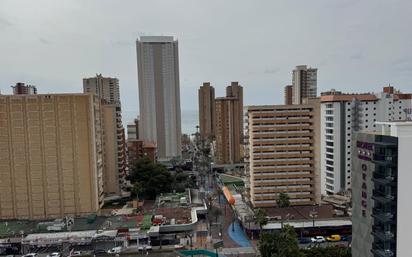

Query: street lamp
309,207,318,228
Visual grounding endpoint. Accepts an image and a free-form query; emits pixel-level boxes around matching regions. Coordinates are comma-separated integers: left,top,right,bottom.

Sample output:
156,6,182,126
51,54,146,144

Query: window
326,160,334,165
326,166,334,171
326,123,333,128
326,110,333,115
326,154,333,159
326,141,334,146
326,148,334,153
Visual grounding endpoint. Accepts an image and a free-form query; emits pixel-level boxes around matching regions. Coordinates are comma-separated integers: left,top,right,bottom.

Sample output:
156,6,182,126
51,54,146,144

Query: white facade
320,88,412,195
136,36,182,159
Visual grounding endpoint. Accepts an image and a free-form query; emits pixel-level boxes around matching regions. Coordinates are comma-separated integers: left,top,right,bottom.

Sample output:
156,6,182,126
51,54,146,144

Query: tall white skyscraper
136,36,182,159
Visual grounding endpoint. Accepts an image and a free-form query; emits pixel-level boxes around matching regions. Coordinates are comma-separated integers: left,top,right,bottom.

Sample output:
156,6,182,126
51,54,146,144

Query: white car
23,254,38,257
138,245,152,251
107,247,123,254
70,251,82,256
311,236,326,243
47,253,61,257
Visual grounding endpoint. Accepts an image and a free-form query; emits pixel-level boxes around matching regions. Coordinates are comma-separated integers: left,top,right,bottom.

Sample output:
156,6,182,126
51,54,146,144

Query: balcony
371,248,394,257
372,207,394,223
372,174,395,185
372,230,395,242
372,190,395,203
373,154,397,167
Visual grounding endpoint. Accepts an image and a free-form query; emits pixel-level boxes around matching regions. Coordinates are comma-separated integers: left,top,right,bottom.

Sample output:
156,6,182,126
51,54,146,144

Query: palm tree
254,208,268,234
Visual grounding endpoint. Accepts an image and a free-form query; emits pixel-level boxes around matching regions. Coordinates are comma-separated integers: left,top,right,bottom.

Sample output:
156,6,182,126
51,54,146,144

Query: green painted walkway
179,249,224,257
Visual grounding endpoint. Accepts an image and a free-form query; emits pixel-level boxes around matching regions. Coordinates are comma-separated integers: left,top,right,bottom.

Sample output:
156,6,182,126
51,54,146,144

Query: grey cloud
39,38,51,45
350,53,363,60
0,17,12,28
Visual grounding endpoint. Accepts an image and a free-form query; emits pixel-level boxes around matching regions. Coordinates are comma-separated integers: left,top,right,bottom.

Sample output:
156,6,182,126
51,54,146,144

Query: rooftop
137,36,175,42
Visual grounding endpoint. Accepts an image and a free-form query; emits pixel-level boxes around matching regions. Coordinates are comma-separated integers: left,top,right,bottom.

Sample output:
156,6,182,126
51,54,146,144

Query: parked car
311,236,326,243
138,245,152,251
341,235,351,241
23,253,38,257
93,249,107,256
107,247,123,254
174,244,186,250
326,234,341,242
47,252,61,257
298,237,312,244
70,251,82,256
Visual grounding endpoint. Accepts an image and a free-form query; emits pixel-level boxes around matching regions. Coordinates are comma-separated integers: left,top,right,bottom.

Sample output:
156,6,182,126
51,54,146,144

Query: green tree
129,157,173,199
258,225,303,257
254,208,268,234
276,192,291,208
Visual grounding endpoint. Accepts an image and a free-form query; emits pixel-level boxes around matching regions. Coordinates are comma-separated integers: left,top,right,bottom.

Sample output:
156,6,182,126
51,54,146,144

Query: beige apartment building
292,65,317,104
246,99,321,207
214,82,244,164
0,93,104,219
83,75,126,196
284,85,293,105
198,82,215,140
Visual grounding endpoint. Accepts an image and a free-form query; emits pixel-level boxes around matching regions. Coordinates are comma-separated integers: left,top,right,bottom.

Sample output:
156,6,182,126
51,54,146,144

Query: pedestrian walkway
227,221,252,247
179,249,225,257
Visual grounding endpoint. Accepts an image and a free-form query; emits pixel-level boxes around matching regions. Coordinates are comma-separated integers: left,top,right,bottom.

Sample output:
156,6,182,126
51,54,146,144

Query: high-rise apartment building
198,82,215,140
0,93,104,219
352,121,412,257
11,82,37,95
214,82,243,165
284,85,293,105
83,75,126,196
136,36,182,160
226,82,244,142
83,74,120,104
320,87,412,195
292,65,317,104
246,100,321,207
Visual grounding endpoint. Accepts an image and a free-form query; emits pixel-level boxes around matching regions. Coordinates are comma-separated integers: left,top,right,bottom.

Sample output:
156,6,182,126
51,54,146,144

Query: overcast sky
1,0,412,125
